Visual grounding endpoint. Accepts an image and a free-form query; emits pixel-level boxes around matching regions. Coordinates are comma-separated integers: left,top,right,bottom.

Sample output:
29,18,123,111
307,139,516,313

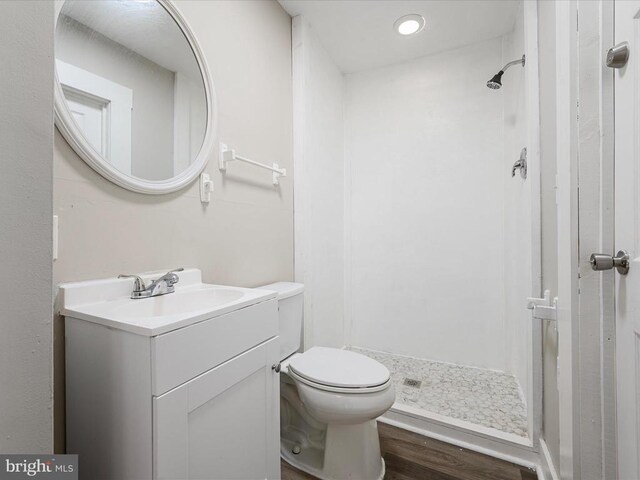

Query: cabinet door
153,338,280,480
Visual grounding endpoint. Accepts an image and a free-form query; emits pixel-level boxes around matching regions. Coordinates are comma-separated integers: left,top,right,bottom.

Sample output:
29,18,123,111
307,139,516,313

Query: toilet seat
288,347,391,394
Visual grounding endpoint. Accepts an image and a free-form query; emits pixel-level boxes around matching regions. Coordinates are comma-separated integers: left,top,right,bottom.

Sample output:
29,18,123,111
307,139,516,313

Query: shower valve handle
511,147,527,179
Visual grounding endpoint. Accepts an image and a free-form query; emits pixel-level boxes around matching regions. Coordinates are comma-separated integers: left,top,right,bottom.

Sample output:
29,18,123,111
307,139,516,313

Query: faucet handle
118,274,146,292
160,268,184,286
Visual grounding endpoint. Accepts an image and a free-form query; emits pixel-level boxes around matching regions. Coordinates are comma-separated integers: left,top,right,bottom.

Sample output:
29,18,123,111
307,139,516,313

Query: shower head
486,54,525,90
486,71,504,89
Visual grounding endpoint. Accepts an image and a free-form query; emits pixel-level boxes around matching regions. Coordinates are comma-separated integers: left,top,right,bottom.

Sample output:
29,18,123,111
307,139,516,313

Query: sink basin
112,286,244,319
59,268,276,336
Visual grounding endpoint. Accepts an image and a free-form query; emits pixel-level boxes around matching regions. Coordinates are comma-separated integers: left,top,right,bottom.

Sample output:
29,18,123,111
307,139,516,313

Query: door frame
525,0,543,451
554,2,579,477
599,2,617,476
555,1,617,478
575,1,617,478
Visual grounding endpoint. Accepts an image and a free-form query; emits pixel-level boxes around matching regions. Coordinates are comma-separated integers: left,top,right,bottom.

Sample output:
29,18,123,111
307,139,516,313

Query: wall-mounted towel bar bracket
526,289,557,322
218,142,286,185
199,173,213,203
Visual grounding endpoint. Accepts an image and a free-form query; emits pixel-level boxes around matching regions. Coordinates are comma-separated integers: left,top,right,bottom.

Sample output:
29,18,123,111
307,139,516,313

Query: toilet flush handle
272,363,281,373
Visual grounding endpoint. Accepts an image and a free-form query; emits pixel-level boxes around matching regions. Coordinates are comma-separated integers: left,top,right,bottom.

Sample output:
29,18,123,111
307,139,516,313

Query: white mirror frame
53,0,217,194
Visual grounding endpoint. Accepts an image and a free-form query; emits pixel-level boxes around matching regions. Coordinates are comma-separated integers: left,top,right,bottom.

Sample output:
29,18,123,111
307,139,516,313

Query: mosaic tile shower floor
348,347,529,438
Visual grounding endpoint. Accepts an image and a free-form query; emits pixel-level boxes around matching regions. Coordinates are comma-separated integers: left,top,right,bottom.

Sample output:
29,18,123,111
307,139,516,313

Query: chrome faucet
119,268,184,299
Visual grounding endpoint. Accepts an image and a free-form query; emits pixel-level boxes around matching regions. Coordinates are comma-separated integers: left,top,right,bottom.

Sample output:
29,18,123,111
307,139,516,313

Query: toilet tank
257,282,304,360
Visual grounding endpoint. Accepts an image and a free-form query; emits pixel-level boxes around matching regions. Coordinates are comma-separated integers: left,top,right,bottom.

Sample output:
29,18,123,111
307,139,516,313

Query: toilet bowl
287,347,396,425
257,283,396,480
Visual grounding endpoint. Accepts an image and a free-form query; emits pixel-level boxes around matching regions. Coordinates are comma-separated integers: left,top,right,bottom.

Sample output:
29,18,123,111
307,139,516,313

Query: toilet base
281,421,386,480
281,449,385,480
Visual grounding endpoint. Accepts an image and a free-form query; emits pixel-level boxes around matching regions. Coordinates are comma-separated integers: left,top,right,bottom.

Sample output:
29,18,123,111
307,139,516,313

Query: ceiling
59,0,200,79
278,0,520,74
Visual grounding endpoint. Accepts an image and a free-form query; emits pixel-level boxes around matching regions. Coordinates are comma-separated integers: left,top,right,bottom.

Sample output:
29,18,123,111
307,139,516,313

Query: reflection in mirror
55,0,207,182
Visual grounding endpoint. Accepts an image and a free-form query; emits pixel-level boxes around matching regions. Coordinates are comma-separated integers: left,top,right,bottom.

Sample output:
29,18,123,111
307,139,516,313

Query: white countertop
59,268,277,336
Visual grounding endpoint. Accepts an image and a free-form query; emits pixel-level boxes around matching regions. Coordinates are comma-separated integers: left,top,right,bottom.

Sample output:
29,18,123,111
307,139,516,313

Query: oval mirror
54,0,216,194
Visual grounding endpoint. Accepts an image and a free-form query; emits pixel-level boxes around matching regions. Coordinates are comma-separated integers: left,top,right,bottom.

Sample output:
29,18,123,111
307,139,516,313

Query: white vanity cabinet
62,272,280,480
154,338,279,480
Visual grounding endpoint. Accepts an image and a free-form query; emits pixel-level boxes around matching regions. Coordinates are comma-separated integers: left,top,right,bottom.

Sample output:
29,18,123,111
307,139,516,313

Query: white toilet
258,282,396,480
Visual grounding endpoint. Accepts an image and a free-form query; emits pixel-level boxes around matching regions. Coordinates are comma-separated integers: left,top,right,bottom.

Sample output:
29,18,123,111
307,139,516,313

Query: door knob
606,42,629,68
590,250,630,275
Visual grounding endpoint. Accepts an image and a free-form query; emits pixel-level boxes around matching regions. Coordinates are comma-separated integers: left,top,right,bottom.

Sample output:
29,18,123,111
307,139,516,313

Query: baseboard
380,410,566,480
389,402,532,447
380,410,540,470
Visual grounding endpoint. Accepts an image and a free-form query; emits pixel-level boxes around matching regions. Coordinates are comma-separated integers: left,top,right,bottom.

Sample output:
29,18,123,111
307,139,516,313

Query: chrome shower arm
501,55,526,72
486,54,525,90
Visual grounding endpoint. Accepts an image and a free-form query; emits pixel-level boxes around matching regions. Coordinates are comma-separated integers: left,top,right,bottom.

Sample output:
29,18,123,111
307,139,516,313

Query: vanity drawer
151,299,278,395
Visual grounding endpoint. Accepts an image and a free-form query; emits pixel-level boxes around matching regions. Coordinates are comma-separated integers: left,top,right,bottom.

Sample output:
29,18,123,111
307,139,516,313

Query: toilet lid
288,347,390,389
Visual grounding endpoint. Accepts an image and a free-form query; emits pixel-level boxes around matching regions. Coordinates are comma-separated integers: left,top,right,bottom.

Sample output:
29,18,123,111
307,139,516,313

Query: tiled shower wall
344,37,508,371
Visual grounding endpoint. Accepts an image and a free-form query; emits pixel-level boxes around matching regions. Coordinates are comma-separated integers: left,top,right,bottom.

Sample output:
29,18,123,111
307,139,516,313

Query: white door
56,60,133,175
614,2,640,477
153,338,280,480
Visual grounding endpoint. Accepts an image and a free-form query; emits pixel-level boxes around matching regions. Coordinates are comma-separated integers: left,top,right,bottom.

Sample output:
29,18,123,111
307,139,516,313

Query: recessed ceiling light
394,14,425,36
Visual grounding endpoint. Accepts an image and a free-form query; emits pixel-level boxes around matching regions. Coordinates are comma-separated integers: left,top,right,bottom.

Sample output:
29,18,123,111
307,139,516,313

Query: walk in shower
287,0,540,452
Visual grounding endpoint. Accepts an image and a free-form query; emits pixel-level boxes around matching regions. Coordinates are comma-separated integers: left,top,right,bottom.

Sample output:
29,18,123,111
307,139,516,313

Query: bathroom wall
501,0,532,414
56,17,176,180
0,0,54,453
292,17,346,349
53,0,293,451
344,37,508,371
